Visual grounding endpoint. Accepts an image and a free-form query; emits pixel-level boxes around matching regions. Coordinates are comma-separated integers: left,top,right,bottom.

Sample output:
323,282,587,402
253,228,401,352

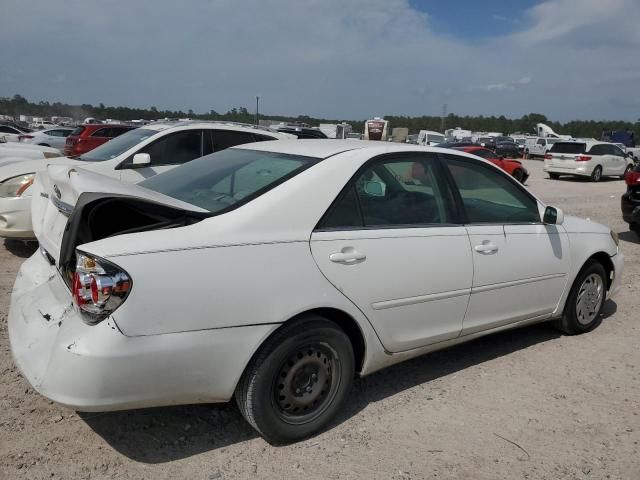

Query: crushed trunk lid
32,165,209,270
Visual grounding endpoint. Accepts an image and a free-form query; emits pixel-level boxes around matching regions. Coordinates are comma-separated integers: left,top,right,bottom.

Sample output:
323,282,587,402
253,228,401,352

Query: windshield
140,148,319,213
78,128,157,162
549,142,586,154
515,138,526,145
427,134,445,143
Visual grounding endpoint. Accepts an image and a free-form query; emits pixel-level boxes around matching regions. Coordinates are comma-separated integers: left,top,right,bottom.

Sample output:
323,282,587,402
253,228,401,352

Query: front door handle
329,247,366,264
474,241,499,254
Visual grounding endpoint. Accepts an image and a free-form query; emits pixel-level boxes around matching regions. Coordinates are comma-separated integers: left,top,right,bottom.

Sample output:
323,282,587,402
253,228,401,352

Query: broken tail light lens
72,251,131,325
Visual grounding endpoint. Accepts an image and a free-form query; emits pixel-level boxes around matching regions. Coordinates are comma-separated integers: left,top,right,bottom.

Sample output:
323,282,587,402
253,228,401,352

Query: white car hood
0,142,62,160
562,215,611,234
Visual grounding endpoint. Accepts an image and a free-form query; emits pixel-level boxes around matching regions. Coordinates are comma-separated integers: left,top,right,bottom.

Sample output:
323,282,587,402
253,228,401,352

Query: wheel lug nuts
306,386,312,393
296,388,301,394
311,374,317,381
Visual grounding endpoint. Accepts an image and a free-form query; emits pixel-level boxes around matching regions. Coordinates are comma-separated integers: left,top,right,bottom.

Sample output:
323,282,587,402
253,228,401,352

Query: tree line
1,94,638,139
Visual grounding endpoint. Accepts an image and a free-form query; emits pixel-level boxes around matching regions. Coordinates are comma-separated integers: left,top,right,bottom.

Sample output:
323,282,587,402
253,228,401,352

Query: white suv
544,140,633,182
524,137,559,157
0,122,295,239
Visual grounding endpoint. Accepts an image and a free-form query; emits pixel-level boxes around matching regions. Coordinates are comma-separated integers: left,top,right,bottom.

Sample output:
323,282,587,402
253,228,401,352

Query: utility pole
440,103,447,132
255,96,259,126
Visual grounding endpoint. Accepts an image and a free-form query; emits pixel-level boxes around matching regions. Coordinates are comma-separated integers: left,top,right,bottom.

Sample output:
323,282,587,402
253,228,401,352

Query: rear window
549,142,586,154
70,126,86,136
140,148,318,214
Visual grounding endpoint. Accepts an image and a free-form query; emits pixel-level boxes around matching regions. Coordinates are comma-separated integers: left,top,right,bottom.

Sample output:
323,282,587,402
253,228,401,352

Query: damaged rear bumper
9,252,278,412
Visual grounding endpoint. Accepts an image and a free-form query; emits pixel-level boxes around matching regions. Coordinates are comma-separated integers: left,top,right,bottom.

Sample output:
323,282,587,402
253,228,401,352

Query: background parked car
525,137,559,157
622,162,640,237
453,146,529,183
544,141,633,182
0,122,295,239
494,140,520,158
0,124,29,143
18,127,74,150
64,124,137,157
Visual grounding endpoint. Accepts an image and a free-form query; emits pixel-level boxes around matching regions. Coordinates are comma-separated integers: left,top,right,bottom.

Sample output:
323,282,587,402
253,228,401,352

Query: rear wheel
590,165,602,182
512,169,525,183
548,173,560,179
235,316,355,444
554,260,607,335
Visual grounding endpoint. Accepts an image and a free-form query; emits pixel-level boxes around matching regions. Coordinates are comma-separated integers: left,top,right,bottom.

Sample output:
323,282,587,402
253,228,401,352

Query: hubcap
593,168,601,181
575,273,604,325
273,343,339,424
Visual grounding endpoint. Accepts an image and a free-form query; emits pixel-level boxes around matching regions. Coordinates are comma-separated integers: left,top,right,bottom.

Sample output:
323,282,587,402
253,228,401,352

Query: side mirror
363,181,386,197
543,205,564,225
131,153,151,167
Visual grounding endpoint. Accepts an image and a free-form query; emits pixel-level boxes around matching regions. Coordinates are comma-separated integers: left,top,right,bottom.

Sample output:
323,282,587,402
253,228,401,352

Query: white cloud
0,0,638,121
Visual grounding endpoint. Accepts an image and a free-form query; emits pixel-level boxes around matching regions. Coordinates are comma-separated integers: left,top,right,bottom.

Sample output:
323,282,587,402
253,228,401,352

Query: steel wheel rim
272,342,341,425
575,273,604,325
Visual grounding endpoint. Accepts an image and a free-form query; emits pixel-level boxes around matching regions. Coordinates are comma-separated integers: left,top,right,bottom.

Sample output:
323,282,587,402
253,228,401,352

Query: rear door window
588,145,606,156
90,128,110,138
318,154,456,230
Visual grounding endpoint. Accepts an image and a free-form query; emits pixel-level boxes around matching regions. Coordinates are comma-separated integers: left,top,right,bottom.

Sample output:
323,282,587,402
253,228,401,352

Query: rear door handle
329,247,366,264
474,241,498,254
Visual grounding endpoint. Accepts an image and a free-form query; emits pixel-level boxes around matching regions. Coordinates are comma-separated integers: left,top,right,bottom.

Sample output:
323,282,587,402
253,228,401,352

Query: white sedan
10,140,623,444
18,127,74,150
0,122,293,239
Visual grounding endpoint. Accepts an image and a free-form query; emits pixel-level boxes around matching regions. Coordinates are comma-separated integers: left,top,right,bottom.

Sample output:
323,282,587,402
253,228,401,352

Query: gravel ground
1,159,638,480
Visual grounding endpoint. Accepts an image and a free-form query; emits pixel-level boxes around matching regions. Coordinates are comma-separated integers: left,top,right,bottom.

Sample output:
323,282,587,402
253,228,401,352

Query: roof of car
232,139,481,159
141,120,293,137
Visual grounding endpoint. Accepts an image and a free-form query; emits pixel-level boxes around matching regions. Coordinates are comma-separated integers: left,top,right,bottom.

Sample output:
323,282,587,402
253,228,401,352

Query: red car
64,124,136,157
453,146,529,183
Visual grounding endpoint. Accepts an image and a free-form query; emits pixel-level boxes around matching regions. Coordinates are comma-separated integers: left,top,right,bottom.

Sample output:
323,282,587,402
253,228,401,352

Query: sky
1,0,639,122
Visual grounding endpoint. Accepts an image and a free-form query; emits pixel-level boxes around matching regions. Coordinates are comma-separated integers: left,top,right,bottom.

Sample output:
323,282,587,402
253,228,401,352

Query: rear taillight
575,155,592,162
72,251,131,325
625,170,640,185
544,154,552,160
18,135,34,142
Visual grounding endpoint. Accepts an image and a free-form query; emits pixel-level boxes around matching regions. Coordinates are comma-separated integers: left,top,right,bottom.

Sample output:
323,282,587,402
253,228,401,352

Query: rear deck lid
31,165,207,262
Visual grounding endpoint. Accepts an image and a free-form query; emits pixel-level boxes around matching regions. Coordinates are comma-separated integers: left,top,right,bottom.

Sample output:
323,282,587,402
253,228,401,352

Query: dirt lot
1,159,639,480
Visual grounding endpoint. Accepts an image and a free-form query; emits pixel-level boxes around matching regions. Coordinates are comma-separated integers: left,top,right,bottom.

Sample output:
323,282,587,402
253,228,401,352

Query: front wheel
554,260,607,335
590,165,602,182
235,316,355,444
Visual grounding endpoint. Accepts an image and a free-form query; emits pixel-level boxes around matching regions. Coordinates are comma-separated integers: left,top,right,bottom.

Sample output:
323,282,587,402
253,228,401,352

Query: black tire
554,260,607,335
630,223,640,237
512,169,524,183
235,316,355,444
549,173,560,179
590,165,602,182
